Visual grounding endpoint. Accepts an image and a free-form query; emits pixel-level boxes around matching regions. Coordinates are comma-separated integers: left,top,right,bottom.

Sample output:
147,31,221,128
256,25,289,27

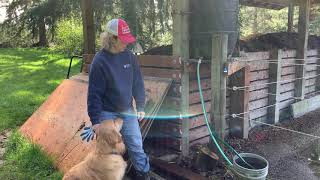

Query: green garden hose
196,59,254,169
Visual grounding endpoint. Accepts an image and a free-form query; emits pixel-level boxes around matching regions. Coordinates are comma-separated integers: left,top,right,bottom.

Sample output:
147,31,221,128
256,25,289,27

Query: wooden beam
228,61,247,76
291,94,320,118
137,55,181,69
295,0,310,100
288,2,294,32
267,49,282,124
316,49,320,91
151,158,208,180
240,0,319,10
154,123,210,142
172,0,190,156
140,67,182,82
211,33,228,143
240,0,287,10
229,66,250,138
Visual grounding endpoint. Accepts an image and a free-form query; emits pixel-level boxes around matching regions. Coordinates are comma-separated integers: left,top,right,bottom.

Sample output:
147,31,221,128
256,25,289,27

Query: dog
63,118,127,180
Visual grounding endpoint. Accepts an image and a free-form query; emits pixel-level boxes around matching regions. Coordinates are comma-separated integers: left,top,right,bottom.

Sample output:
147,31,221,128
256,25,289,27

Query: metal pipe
66,55,83,79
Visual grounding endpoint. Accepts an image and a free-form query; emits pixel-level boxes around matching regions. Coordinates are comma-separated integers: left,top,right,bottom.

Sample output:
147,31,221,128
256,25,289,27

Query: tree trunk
38,16,48,47
253,8,258,34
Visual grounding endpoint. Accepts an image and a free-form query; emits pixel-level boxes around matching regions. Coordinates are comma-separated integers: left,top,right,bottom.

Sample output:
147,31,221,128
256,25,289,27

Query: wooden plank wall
279,50,319,119
139,55,182,82
246,52,271,124
305,50,319,96
138,55,183,151
138,49,319,151
187,62,231,149
279,51,297,120
138,55,208,151
138,55,232,151
167,64,231,151
245,50,319,128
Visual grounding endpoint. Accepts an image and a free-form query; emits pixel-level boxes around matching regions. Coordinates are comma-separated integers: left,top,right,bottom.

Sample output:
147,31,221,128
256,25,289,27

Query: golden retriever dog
63,118,127,180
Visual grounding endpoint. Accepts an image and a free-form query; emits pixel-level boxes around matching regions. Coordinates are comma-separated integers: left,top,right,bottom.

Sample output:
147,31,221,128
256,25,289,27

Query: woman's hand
92,124,100,134
137,111,145,122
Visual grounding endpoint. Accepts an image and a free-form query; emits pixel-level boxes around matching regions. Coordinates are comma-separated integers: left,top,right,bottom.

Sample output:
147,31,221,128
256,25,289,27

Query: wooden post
173,0,190,156
229,66,250,138
295,0,310,100
316,48,320,91
268,49,282,124
211,33,228,142
80,0,95,56
288,3,294,32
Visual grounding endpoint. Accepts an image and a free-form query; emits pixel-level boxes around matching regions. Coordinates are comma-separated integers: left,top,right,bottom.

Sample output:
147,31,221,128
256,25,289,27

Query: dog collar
111,150,120,155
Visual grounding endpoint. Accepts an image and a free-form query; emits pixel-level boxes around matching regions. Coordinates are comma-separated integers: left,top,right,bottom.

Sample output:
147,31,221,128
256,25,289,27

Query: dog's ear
105,130,122,145
114,118,123,131
115,141,126,154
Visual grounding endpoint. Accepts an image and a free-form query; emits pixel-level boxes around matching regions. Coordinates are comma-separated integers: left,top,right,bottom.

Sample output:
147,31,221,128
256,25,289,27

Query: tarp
20,74,172,173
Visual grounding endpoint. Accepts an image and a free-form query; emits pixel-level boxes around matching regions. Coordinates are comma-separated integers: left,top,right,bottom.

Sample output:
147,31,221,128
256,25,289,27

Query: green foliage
0,131,63,180
240,6,290,38
310,6,320,35
157,31,172,46
240,6,320,38
2,0,80,47
54,17,83,55
0,20,35,48
3,0,173,50
93,0,173,50
2,1,320,51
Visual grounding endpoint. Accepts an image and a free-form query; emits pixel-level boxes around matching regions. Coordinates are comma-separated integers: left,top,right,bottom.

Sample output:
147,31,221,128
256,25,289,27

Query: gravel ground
226,109,320,180
139,108,320,179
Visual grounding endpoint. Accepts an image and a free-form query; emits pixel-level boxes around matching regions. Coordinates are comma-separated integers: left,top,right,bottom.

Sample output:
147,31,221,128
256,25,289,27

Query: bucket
232,153,269,180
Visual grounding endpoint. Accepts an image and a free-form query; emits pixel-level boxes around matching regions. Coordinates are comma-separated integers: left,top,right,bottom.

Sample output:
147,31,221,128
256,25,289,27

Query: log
151,158,208,180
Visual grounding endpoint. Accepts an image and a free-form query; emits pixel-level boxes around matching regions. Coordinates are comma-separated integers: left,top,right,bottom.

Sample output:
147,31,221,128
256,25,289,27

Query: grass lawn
0,48,81,179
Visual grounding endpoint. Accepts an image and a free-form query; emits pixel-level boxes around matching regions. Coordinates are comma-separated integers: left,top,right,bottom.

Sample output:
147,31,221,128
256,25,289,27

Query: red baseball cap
106,19,136,44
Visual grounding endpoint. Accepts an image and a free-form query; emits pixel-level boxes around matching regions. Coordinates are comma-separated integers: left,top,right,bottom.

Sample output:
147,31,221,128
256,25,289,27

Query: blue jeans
99,110,150,173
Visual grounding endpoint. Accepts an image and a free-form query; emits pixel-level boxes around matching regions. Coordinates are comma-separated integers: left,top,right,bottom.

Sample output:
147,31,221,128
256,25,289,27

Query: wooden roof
240,0,320,10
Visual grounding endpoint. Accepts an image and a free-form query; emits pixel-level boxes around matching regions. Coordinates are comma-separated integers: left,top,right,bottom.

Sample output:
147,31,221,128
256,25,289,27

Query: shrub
54,17,83,56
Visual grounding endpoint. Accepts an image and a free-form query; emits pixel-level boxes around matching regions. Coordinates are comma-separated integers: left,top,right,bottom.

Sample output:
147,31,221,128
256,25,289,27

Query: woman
82,18,150,180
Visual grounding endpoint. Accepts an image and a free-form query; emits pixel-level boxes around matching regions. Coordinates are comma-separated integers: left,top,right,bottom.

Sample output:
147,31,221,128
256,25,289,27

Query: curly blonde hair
100,32,116,51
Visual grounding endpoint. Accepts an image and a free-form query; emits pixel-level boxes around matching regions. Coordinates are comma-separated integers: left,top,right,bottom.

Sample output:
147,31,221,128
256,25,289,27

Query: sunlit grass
0,48,81,131
0,48,81,179
0,131,63,180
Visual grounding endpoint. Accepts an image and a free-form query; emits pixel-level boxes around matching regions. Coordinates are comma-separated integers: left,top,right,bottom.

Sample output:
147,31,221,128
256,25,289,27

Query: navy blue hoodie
87,49,145,125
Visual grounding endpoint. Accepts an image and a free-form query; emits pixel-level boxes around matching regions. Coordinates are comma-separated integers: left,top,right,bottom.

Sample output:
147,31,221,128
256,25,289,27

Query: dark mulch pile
143,32,320,56
239,32,320,52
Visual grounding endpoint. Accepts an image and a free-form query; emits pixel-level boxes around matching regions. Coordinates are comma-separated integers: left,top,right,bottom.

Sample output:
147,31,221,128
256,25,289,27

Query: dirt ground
151,108,320,179
224,109,320,180
144,109,320,179
0,130,11,167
